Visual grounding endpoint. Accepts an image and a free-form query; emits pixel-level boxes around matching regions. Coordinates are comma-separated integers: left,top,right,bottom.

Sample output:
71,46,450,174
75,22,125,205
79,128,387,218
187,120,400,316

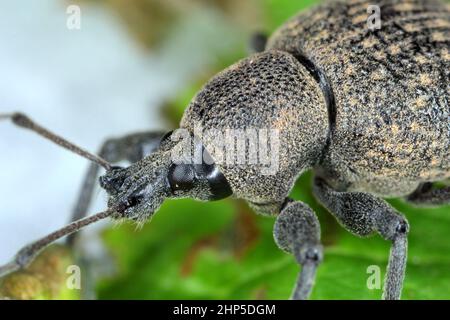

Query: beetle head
99,136,232,223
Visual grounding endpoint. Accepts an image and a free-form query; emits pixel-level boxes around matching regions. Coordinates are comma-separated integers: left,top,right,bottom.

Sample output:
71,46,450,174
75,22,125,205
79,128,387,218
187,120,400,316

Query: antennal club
0,112,112,170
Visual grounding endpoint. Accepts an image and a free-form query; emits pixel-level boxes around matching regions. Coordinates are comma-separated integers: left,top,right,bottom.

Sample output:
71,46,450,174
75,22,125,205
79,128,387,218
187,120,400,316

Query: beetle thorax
180,50,329,203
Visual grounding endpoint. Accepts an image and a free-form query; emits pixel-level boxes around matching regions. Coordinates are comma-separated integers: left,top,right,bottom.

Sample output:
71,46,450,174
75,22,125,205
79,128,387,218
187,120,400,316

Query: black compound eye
168,163,195,192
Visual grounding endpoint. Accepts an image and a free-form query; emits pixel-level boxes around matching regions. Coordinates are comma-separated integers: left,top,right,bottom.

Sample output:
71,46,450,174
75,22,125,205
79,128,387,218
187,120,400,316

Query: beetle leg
67,131,167,245
313,177,409,300
406,182,450,206
272,199,323,300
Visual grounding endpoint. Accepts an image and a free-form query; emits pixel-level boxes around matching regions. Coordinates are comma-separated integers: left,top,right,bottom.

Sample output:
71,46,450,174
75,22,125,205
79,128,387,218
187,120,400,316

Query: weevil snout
99,150,173,221
113,172,170,219
99,166,128,194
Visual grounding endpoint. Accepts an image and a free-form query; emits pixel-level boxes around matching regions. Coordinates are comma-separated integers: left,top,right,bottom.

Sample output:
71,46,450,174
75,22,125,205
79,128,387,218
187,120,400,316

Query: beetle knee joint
382,218,409,242
296,245,323,265
395,219,409,236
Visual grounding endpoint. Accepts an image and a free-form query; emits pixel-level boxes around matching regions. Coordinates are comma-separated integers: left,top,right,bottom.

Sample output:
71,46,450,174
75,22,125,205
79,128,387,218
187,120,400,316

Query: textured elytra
268,0,449,198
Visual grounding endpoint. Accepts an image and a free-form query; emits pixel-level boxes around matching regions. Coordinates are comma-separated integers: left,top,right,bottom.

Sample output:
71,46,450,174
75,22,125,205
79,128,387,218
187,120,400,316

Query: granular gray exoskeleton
0,0,448,300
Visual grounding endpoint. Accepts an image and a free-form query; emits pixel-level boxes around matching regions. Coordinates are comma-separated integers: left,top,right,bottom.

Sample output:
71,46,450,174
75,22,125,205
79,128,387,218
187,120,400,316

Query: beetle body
182,0,449,207
40,0,450,300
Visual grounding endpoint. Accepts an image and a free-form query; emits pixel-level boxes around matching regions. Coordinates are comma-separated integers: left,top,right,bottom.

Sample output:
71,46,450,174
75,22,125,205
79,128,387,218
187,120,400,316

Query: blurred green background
1,0,449,300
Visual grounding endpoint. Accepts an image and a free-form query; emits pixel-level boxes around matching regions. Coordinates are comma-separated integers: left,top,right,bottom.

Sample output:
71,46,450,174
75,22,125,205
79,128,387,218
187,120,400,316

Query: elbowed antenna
0,112,112,170
0,208,116,278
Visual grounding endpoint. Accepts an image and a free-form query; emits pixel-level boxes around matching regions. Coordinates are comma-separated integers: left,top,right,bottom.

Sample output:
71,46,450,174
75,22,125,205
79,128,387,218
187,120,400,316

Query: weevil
0,0,449,300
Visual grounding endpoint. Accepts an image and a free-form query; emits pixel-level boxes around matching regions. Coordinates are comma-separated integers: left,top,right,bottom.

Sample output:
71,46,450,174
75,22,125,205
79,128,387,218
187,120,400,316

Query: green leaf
263,0,317,31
